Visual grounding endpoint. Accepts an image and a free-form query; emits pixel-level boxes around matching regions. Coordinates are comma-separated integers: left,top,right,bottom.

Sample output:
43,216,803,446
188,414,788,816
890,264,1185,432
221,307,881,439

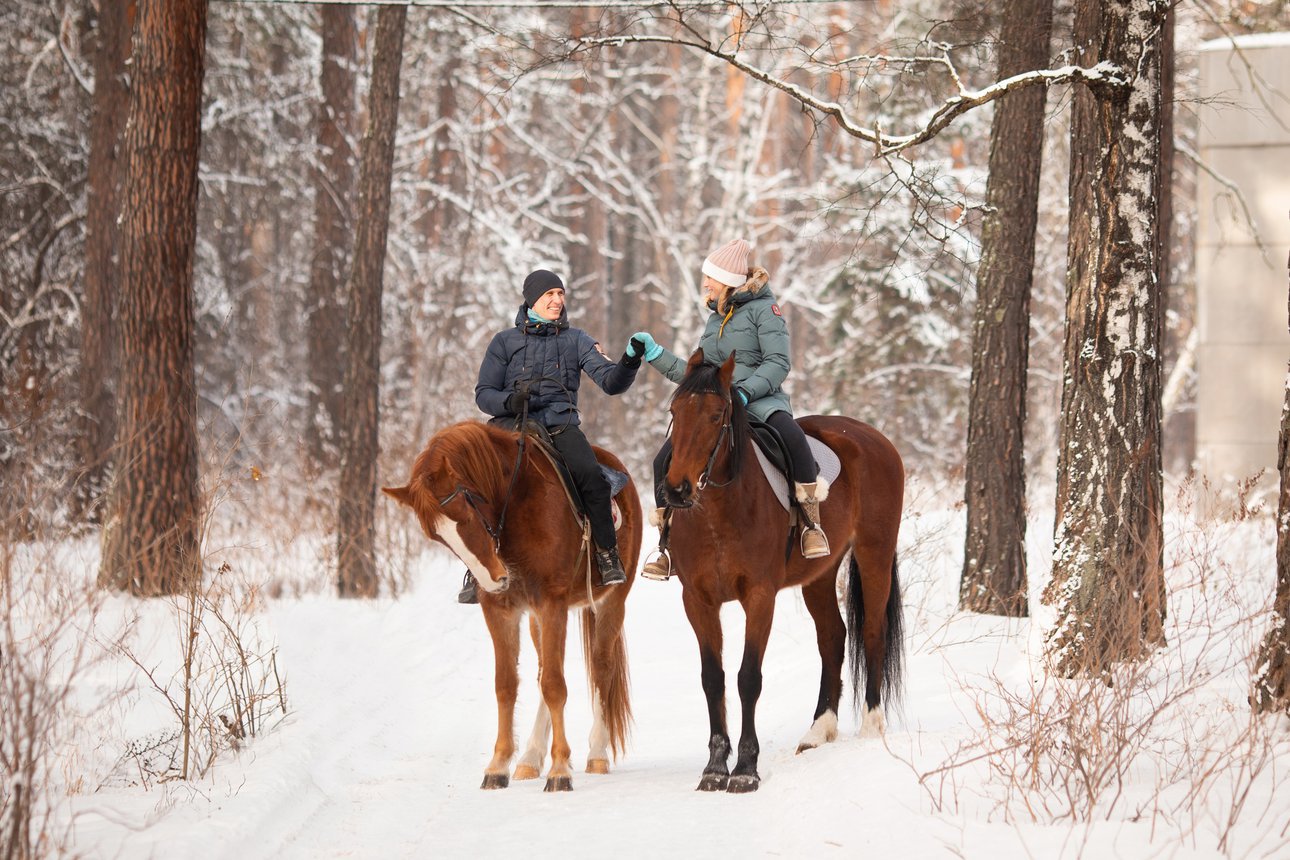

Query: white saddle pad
752,436,842,512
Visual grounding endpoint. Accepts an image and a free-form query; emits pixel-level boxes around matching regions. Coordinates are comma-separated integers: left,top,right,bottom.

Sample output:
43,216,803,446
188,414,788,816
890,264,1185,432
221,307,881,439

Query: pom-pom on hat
701,239,752,288
523,269,564,307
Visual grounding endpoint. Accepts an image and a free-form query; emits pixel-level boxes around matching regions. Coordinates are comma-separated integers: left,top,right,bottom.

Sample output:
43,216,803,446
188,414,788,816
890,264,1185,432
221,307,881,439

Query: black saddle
748,418,799,488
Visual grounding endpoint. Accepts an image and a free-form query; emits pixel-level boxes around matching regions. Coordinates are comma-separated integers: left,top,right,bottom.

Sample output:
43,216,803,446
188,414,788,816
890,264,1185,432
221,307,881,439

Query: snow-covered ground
15,479,1290,859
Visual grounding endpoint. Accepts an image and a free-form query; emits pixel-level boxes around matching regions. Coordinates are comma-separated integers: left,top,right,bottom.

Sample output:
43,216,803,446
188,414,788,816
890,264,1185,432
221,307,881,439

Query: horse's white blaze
797,709,838,750
860,705,886,738
517,700,551,773
587,691,610,762
434,516,505,592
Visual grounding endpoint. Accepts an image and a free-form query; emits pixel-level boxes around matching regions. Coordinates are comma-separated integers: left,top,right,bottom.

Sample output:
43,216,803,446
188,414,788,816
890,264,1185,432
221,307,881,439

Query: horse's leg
855,545,894,738
479,603,522,789
796,565,846,753
514,615,548,781
583,598,629,775
727,586,776,793
682,588,730,792
534,601,574,792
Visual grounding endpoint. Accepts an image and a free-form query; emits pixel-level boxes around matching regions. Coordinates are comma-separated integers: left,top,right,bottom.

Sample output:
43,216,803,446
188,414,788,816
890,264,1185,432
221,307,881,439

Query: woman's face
531,287,565,321
702,276,723,302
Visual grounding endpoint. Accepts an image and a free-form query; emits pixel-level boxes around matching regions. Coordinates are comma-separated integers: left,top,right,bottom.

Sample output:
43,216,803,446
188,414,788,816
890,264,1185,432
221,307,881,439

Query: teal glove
735,387,749,405
627,331,664,361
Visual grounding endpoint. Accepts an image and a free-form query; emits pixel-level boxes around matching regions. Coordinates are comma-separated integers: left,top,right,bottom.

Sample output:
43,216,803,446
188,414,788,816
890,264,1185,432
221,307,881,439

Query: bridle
438,485,506,550
692,395,736,491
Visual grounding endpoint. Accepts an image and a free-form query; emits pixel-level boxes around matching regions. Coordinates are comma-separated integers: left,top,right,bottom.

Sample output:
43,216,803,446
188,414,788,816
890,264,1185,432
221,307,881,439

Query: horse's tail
845,550,906,712
580,605,632,758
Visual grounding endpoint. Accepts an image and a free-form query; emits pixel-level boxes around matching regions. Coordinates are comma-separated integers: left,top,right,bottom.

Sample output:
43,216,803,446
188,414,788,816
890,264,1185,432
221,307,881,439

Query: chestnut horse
661,350,905,793
383,420,641,792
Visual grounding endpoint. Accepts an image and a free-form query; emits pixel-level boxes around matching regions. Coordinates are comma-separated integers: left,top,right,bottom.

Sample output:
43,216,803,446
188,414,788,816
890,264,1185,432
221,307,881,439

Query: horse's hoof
543,775,574,792
585,758,610,775
795,742,816,755
512,764,540,780
726,774,760,794
480,773,509,790
696,773,728,792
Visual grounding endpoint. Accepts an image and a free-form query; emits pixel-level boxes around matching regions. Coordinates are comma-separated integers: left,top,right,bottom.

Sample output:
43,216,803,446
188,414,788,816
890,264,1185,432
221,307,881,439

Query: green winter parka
649,268,794,422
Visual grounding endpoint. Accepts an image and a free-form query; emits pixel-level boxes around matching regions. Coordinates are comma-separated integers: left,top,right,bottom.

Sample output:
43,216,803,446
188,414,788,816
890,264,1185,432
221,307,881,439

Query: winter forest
5,0,1290,857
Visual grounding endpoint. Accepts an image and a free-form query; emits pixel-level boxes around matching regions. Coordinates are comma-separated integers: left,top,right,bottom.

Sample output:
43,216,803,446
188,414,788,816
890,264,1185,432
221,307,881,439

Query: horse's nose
664,479,693,508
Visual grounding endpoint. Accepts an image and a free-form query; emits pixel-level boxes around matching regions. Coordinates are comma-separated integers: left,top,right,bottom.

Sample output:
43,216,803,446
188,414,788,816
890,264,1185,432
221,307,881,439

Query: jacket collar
514,304,569,334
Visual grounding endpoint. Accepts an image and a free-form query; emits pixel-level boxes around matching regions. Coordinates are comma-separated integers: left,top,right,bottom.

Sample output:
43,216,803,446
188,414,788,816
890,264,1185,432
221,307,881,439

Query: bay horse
383,420,641,792
661,350,905,793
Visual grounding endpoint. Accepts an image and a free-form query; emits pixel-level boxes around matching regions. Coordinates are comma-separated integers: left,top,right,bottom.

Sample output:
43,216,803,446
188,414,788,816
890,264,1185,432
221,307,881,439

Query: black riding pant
651,409,818,508
549,425,617,551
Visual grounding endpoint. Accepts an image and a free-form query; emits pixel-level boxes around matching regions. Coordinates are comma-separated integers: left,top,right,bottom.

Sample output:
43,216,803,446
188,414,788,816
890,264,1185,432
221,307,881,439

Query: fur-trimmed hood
710,266,771,315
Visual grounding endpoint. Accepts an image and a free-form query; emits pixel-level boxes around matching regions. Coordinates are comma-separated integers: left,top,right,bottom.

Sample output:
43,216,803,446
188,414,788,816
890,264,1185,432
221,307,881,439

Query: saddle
514,420,629,530
747,419,842,513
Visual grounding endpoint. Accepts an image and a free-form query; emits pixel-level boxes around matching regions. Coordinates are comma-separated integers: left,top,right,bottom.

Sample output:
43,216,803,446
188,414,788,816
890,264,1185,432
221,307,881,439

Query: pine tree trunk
98,0,208,596
1251,250,1290,714
305,4,357,466
336,5,406,598
76,0,134,521
1044,0,1168,675
959,0,1054,617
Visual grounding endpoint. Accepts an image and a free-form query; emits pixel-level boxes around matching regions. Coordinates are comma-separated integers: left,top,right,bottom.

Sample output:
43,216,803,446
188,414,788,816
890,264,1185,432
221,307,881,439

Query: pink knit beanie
702,239,752,288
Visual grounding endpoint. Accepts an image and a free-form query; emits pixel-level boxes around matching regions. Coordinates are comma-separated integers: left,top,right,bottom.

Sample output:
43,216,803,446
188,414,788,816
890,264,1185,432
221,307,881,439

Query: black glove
621,342,643,369
505,379,533,414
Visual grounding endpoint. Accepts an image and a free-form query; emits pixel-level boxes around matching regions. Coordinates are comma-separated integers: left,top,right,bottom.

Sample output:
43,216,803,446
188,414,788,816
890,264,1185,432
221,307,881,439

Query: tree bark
1251,245,1290,714
99,0,208,596
76,0,135,521
336,5,407,598
959,0,1054,617
305,4,357,466
1044,0,1168,675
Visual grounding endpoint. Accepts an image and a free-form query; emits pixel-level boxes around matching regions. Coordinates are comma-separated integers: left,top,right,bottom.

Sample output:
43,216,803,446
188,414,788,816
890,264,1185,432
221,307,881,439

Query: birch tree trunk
99,0,208,595
959,0,1054,617
336,5,406,598
1044,0,1168,675
305,4,357,466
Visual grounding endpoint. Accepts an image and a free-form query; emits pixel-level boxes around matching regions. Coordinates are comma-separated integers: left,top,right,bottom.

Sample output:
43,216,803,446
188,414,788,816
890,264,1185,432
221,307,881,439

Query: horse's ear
686,348,707,373
382,485,412,507
718,351,737,390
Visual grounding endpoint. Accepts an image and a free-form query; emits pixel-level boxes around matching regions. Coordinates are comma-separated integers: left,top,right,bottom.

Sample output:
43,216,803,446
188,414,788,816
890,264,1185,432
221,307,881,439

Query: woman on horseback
460,269,641,603
628,239,828,581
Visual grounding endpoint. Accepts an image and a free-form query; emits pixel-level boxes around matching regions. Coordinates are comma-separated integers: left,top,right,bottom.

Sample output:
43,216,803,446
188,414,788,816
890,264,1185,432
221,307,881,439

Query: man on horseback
460,268,641,603
629,238,829,580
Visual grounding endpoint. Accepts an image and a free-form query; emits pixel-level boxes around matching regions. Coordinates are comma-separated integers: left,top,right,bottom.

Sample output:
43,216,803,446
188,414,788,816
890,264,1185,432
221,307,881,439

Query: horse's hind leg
583,599,630,775
514,616,549,781
854,545,894,738
796,566,846,754
682,588,729,792
480,603,522,789
535,602,574,791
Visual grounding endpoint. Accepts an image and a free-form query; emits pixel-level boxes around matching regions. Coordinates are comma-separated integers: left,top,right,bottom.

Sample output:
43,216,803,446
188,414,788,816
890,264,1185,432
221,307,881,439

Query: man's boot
796,480,831,559
594,546,627,586
641,507,672,581
457,570,480,604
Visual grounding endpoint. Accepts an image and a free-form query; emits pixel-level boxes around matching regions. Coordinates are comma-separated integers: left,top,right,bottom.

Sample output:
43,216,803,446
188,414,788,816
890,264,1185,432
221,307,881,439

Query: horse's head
663,349,747,507
383,424,513,594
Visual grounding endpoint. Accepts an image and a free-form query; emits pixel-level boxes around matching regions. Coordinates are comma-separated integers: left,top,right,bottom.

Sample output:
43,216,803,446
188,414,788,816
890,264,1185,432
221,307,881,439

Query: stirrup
800,526,830,559
640,549,672,581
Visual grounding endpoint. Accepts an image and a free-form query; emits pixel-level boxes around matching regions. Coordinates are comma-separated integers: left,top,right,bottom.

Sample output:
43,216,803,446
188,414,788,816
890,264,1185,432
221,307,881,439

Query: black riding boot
457,570,479,604
594,546,627,586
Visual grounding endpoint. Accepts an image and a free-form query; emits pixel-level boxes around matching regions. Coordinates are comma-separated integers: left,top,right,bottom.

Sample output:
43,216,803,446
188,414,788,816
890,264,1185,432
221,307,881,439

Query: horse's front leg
682,588,729,791
534,602,573,791
479,603,522,789
728,588,777,793
514,615,549,781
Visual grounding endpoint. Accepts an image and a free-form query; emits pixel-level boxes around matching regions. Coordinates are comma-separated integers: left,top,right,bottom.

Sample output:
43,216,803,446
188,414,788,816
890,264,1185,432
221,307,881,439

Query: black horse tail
845,551,905,713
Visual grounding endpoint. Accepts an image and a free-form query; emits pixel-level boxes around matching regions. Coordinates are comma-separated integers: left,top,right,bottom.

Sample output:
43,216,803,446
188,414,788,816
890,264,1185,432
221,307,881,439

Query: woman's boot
641,507,672,581
795,480,830,559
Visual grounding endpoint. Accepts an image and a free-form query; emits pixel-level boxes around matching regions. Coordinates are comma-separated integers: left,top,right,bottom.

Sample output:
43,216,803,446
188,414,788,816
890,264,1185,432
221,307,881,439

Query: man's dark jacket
475,305,639,429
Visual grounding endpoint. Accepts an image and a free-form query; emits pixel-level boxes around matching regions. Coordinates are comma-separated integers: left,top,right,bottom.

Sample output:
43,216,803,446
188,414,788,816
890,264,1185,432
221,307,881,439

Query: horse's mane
671,361,750,476
409,421,510,514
